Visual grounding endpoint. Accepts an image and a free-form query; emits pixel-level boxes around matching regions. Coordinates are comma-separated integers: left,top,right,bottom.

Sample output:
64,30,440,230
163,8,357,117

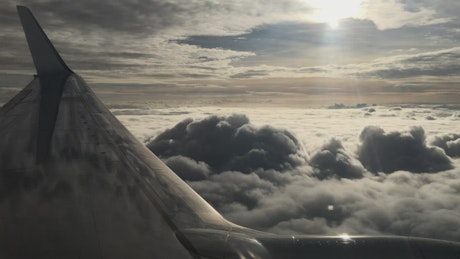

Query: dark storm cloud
310,139,365,180
431,134,460,158
358,126,452,173
146,114,305,174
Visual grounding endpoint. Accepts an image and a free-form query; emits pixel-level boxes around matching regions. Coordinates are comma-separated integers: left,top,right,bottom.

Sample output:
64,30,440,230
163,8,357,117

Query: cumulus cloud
163,155,211,181
212,169,460,242
431,134,460,158
358,126,452,173
189,171,278,212
147,114,305,174
219,169,460,242
310,138,366,180
143,112,460,242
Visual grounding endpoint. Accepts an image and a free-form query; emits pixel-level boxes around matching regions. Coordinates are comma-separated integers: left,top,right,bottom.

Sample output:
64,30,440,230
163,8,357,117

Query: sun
327,19,340,29
308,0,363,28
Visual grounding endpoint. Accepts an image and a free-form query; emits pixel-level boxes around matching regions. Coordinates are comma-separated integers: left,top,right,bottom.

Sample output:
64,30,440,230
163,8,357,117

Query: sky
2,0,460,106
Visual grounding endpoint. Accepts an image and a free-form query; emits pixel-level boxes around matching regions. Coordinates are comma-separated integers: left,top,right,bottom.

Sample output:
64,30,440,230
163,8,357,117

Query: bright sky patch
308,0,363,28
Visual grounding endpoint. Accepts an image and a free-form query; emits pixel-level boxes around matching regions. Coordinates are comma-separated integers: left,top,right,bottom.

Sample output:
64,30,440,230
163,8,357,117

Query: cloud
358,126,452,173
359,0,450,30
147,114,305,174
188,171,278,212
354,47,460,80
218,169,460,242
230,70,270,79
4,0,460,98
431,134,460,158
142,111,460,242
4,0,313,38
164,155,211,181
178,20,388,69
397,0,460,22
5,1,183,34
310,138,366,179
372,48,460,79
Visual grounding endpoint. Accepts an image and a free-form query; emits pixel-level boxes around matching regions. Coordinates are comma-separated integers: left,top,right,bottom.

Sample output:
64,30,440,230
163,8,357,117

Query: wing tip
16,5,28,10
17,5,72,77
16,6,33,20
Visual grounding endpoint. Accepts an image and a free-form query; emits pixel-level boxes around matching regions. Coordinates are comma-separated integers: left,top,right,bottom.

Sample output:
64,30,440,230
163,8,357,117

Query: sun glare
308,0,363,28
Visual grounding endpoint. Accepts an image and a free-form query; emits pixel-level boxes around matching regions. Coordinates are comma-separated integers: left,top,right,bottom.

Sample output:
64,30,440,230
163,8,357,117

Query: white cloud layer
115,105,460,242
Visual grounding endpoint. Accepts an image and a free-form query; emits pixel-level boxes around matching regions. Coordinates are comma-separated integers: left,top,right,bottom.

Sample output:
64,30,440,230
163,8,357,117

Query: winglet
17,5,72,76
17,6,72,163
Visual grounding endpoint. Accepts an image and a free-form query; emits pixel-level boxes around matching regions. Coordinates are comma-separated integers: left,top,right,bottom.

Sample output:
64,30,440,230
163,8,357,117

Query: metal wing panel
0,79,40,173
59,75,232,230
0,74,207,258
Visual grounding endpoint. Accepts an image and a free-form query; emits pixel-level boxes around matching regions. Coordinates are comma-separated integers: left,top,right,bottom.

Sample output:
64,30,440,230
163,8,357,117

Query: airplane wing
0,5,459,259
0,6,241,258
